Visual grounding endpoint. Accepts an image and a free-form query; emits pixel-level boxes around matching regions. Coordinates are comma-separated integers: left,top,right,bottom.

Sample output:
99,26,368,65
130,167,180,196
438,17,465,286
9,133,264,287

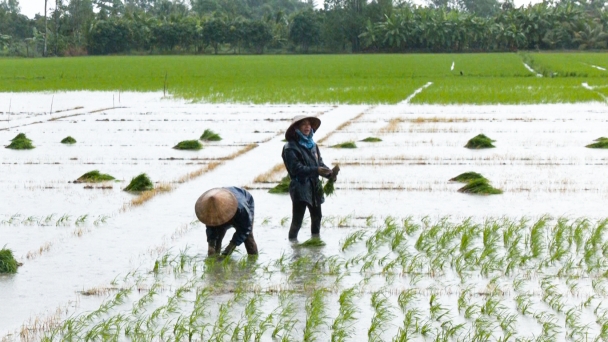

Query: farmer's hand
221,242,237,256
208,244,217,256
318,167,332,177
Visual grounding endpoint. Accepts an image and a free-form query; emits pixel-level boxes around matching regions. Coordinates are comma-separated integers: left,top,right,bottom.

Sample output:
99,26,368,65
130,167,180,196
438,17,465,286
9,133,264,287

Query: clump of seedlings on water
124,173,154,191
200,129,222,141
6,133,34,150
458,178,503,195
331,141,357,149
361,137,382,142
586,137,608,148
298,237,326,247
61,136,77,144
173,140,202,150
269,175,290,194
0,247,19,274
74,170,115,183
465,134,495,149
449,171,502,195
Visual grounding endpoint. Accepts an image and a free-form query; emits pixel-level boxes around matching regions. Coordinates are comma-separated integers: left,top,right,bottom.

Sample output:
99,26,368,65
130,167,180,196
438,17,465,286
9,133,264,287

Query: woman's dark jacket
205,187,254,246
282,141,329,207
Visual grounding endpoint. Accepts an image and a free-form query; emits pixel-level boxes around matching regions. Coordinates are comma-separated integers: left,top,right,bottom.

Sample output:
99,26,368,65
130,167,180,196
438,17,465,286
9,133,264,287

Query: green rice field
0,52,607,104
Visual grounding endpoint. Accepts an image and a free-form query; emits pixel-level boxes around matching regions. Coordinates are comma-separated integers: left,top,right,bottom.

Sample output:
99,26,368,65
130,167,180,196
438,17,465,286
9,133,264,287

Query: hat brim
285,116,321,141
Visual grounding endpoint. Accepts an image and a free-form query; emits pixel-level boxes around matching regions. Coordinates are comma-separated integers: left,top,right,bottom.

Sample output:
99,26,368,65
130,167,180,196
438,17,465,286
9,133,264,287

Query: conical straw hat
285,115,321,141
194,188,238,226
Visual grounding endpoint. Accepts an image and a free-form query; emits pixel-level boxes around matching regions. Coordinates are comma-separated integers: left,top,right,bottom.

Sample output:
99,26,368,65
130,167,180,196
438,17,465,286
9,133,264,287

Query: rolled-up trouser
288,201,322,239
213,226,258,255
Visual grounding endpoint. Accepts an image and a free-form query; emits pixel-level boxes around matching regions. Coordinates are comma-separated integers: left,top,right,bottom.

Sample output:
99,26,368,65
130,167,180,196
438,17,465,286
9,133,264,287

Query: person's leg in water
309,204,322,237
213,226,228,252
288,201,307,240
244,226,258,255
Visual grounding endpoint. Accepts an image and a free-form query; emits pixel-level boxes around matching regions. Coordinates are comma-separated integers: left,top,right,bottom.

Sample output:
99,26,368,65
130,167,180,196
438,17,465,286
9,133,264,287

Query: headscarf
295,128,315,149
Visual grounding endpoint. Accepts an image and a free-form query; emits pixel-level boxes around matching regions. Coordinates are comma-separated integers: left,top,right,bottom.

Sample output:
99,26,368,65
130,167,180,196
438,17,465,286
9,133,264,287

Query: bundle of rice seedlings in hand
331,141,357,148
124,173,154,191
0,247,18,274
323,165,341,197
61,136,77,144
6,133,34,150
200,129,222,141
298,238,326,247
75,170,115,183
449,172,486,183
174,140,203,150
465,134,495,149
458,178,502,195
269,175,290,193
361,137,382,142
586,137,608,149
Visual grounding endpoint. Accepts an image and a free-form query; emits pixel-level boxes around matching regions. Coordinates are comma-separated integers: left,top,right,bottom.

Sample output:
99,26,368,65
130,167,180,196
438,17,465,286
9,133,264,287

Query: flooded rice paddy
1,92,608,341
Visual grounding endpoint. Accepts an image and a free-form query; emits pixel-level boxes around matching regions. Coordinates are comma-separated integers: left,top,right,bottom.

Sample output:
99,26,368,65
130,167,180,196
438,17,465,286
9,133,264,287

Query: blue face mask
295,128,315,149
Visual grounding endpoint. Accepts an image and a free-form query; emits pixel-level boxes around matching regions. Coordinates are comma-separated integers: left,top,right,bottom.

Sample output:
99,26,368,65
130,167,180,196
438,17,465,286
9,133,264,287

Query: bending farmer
282,115,334,240
195,187,258,256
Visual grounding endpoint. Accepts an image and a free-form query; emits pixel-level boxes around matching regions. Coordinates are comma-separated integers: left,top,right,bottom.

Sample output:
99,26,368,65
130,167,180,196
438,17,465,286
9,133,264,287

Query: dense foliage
0,0,606,56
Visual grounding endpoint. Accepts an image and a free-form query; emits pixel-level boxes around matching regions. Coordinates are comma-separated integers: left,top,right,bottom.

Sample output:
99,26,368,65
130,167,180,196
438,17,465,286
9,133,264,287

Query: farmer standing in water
195,187,258,256
282,115,336,240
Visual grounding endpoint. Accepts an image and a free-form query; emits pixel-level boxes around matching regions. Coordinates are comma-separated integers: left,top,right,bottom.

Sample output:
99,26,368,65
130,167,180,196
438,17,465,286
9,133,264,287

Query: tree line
0,0,606,56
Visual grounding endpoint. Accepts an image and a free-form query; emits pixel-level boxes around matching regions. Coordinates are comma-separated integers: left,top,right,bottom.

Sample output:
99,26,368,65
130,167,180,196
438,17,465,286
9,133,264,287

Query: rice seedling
464,134,495,149
586,137,608,148
331,141,357,149
449,172,486,183
361,137,382,142
458,178,503,195
340,230,366,251
6,132,34,149
298,238,327,248
173,140,203,150
331,287,358,342
0,247,19,274
124,173,154,191
269,175,290,194
75,170,115,183
369,291,395,342
60,136,76,144
200,129,222,141
303,289,327,342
